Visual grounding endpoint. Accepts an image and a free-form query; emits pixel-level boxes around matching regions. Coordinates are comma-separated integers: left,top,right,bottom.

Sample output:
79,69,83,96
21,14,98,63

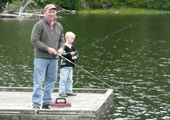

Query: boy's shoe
59,93,68,97
42,104,50,109
33,106,40,109
67,93,76,96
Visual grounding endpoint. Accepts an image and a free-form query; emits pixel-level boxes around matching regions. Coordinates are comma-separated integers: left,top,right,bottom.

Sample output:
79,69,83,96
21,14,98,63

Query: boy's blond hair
65,32,76,40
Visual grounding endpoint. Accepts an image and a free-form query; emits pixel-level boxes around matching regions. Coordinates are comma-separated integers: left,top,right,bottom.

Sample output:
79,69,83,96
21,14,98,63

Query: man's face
44,9,56,21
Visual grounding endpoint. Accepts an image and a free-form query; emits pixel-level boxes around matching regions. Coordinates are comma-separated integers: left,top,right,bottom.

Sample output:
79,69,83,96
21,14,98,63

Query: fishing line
78,24,132,52
57,25,149,111
71,24,133,88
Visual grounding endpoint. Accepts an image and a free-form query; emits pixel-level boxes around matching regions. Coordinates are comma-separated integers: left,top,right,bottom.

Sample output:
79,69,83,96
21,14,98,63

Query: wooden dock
0,87,114,120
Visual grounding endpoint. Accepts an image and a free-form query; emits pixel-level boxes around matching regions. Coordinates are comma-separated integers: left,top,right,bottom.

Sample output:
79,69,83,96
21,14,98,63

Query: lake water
0,13,170,119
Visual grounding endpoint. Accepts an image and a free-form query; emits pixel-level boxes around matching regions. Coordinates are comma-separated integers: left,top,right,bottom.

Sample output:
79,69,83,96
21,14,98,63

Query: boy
59,32,78,97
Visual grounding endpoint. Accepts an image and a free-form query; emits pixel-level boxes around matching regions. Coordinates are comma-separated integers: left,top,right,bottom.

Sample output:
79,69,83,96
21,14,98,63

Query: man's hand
48,47,57,54
55,48,63,56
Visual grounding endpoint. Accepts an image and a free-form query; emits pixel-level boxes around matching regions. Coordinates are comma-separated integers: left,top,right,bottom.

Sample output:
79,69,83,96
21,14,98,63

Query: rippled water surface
0,14,170,119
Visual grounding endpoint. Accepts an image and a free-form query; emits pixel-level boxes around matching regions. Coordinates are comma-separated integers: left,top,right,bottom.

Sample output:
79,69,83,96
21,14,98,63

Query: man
31,4,65,109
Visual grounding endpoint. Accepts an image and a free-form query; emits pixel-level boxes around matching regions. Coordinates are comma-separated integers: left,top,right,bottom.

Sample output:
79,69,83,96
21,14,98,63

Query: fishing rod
56,52,112,88
78,24,133,52
56,53,148,111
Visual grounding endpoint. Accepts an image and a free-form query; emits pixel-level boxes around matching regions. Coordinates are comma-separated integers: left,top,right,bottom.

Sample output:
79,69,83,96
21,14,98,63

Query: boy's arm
62,47,72,58
75,50,79,60
62,51,70,57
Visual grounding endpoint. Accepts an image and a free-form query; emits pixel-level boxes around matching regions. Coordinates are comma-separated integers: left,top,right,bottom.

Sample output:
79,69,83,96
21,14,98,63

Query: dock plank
0,87,114,120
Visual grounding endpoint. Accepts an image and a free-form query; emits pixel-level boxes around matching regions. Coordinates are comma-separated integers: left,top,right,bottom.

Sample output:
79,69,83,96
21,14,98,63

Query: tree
85,0,109,9
2,0,170,12
19,0,33,15
152,0,170,10
109,0,125,8
54,0,80,10
0,0,12,12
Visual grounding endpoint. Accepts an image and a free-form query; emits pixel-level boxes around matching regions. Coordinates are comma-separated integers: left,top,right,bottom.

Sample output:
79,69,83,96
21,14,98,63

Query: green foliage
0,0,12,3
31,0,50,9
12,0,20,4
86,0,101,9
0,0,19,12
79,7,170,14
1,0,170,13
0,3,5,12
109,0,125,8
32,0,81,10
0,0,12,11
126,0,142,8
152,0,170,10
55,0,80,10
86,0,109,9
109,0,147,8
109,0,154,8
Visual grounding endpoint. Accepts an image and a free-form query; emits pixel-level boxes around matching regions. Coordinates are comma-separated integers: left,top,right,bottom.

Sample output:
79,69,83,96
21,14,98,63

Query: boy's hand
72,56,77,60
70,52,76,56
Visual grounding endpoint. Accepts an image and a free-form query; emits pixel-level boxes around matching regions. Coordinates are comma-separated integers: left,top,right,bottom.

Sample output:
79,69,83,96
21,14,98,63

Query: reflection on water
1,14,170,119
0,18,38,87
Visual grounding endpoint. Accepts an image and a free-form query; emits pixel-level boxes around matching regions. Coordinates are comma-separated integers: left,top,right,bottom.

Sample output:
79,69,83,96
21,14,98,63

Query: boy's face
66,35,75,44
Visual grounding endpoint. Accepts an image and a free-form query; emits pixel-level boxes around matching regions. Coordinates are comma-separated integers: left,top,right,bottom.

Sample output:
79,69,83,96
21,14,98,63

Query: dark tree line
110,0,170,10
1,0,170,12
86,0,170,10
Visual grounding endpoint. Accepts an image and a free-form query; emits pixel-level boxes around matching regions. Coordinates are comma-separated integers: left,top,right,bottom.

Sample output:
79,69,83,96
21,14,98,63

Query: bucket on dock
50,98,71,108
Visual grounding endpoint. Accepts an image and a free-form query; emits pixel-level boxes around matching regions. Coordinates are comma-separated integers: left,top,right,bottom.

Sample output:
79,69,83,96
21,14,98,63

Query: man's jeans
59,67,73,94
32,58,58,107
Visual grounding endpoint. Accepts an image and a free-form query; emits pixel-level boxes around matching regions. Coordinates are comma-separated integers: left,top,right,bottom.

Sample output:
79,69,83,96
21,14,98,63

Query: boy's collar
65,43,72,48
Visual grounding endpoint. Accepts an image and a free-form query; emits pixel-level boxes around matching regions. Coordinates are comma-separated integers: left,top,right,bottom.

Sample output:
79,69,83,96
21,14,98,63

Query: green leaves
1,0,170,11
55,0,80,10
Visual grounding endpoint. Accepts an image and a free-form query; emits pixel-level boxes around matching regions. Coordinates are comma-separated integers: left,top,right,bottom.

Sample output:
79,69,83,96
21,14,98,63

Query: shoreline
78,8,170,15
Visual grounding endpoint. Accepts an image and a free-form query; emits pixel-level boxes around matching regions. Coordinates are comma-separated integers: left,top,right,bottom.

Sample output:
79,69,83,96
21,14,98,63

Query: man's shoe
67,93,76,96
42,104,50,109
33,106,40,109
